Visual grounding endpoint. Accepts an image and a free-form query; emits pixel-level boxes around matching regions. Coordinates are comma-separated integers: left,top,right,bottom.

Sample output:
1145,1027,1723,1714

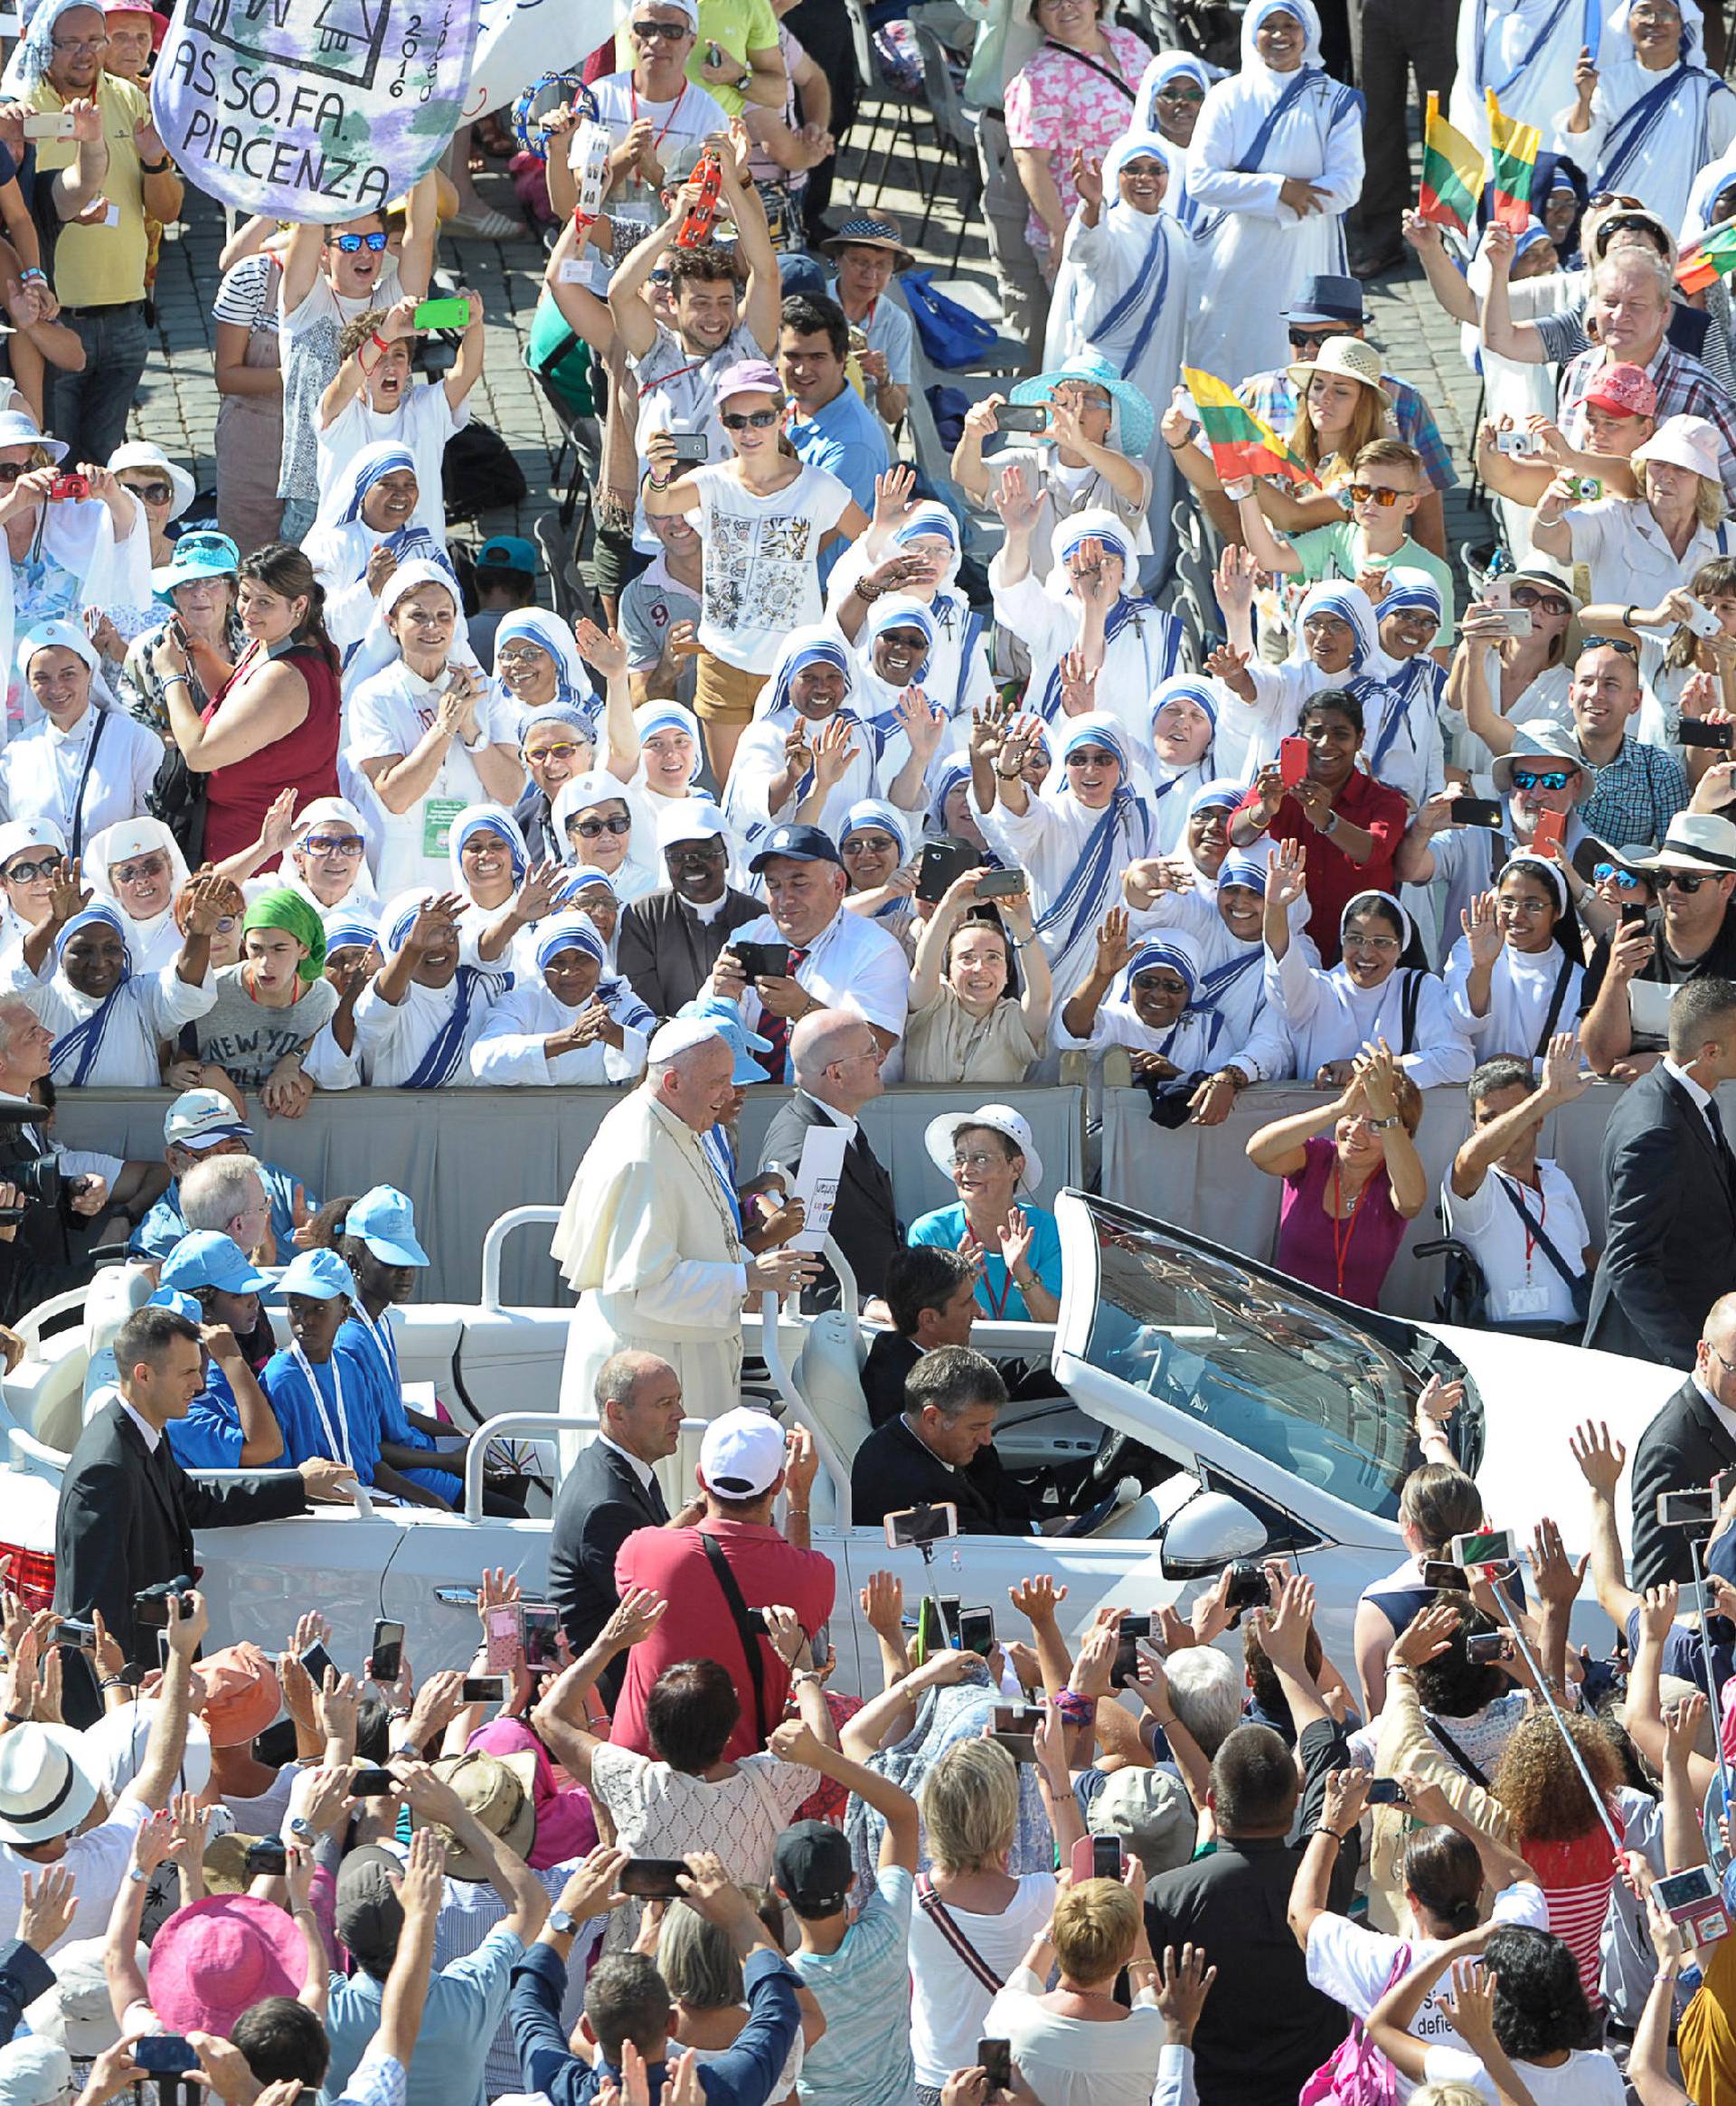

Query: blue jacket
0,1937,55,2045
509,1940,799,2106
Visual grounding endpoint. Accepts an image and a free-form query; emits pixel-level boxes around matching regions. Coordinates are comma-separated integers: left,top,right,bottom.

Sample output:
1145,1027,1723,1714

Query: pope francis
552,1015,814,1424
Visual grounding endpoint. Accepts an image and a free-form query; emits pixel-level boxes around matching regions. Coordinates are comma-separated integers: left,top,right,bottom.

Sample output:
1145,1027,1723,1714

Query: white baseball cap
699,1407,786,1497
656,798,731,852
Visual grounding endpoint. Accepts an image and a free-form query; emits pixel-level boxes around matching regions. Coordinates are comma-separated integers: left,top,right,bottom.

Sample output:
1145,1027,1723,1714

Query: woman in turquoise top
907,1104,1062,1323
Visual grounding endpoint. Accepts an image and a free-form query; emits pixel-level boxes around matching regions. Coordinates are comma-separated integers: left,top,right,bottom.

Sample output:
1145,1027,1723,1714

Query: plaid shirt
1559,341,1736,505
1237,368,1458,489
1577,734,1688,848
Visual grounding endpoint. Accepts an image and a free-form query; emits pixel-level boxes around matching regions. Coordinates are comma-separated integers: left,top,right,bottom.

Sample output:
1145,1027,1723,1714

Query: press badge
1504,1285,1551,1317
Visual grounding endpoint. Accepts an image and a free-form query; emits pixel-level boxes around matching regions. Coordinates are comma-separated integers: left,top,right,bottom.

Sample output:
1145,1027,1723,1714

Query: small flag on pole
1680,218,1736,294
1181,367,1322,488
1417,91,1484,235
1485,90,1540,233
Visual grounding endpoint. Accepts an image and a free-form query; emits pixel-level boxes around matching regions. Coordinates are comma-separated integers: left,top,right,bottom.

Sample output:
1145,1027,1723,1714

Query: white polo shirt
728,902,910,1066
1439,1159,1590,1327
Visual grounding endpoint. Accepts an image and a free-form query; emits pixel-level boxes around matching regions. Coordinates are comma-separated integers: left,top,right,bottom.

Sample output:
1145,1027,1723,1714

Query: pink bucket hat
146,1896,304,2033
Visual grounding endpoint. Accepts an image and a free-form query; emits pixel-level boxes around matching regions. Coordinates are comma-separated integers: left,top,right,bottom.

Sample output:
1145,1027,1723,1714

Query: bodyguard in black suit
760,1009,901,1312
547,1350,696,1702
54,1306,348,1718
616,811,763,1021
1630,1309,1736,1589
1585,977,1736,1372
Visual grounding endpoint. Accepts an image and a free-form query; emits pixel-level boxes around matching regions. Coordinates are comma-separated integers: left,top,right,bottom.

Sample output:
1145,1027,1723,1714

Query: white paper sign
789,1123,848,1254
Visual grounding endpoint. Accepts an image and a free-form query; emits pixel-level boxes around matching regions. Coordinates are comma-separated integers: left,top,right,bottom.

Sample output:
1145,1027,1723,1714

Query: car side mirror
1158,1489,1269,1579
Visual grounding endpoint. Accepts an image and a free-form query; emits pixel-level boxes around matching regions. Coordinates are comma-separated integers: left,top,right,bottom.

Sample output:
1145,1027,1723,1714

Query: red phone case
1279,736,1309,788
1531,809,1566,856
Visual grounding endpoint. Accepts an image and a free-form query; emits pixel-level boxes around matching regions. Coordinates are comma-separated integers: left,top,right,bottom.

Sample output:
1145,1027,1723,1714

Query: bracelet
140,154,172,174
646,470,672,490
1624,604,1638,631
995,765,1022,781
163,673,191,692
4,1708,27,1724
19,267,43,284
853,579,881,603
1317,1827,1350,1844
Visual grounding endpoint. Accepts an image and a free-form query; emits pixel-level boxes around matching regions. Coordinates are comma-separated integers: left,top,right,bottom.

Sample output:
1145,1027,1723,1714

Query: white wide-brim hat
923,1103,1044,1194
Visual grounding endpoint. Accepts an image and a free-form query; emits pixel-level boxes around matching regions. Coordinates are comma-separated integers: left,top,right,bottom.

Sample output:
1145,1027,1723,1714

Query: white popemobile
0,1191,1682,1687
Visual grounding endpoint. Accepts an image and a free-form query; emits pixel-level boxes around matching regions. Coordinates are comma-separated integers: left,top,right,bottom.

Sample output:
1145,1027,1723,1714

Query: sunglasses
121,479,174,505
630,14,689,32
1288,326,1353,348
524,740,587,762
1589,192,1645,210
302,834,365,856
1656,870,1714,892
3,855,61,883
1347,483,1410,508
329,231,390,252
721,409,781,430
1593,862,1642,886
112,857,168,884
1580,634,1639,656
1156,81,1204,100
0,462,27,486
571,813,632,837
1065,749,1118,768
1508,767,1573,791
1511,585,1572,617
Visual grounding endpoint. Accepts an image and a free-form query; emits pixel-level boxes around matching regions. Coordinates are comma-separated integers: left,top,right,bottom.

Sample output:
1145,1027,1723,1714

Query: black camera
132,1574,195,1631
1223,1560,1271,1611
0,1091,60,1224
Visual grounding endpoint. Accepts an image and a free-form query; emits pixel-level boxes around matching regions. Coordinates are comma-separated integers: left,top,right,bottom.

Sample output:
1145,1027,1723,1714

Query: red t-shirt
202,642,342,864
1234,768,1410,966
611,1518,836,1761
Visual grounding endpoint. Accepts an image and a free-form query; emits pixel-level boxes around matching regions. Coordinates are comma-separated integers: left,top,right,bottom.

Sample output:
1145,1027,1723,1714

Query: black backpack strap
1493,1175,1586,1298
1533,948,1577,1059
699,1530,771,1746
1423,1713,1490,1789
1401,969,1422,1055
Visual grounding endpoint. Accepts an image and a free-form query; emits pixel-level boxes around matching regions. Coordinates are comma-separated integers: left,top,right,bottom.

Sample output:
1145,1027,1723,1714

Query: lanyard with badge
353,1299,400,1391
1497,1171,1554,1319
290,1339,354,1471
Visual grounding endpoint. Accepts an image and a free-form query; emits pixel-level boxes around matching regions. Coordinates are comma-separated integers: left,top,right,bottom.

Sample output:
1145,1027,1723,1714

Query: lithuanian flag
1485,90,1539,233
1680,219,1736,293
1181,367,1321,487
1417,92,1483,235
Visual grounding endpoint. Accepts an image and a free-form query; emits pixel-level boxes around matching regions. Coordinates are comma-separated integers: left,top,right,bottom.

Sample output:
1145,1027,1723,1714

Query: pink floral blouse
1005,25,1148,257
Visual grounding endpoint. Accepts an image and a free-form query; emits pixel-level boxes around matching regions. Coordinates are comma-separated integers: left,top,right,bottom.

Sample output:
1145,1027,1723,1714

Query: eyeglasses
1593,862,1641,885
1511,585,1572,617
571,814,632,837
329,231,390,252
1508,767,1573,791
1580,634,1639,656
1052,385,1112,411
721,409,781,430
524,740,586,762
1156,80,1204,101
121,480,173,505
1710,1345,1736,1377
630,15,689,33
51,33,108,49
302,834,364,857
111,856,167,884
1287,326,1353,348
949,1151,1005,1171
2,855,61,883
497,645,552,669
1347,483,1410,508
1344,932,1402,952
1065,750,1117,768
1656,870,1713,892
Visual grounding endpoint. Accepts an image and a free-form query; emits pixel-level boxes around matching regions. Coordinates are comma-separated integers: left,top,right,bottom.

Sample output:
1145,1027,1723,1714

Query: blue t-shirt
131,1161,313,1266
335,1313,456,1501
262,1346,385,1481
789,1865,915,2106
321,1924,524,2106
165,1362,245,1471
906,1202,1062,1322
788,383,889,514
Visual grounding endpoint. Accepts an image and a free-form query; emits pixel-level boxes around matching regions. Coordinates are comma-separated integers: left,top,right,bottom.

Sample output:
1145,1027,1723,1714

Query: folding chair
842,0,936,212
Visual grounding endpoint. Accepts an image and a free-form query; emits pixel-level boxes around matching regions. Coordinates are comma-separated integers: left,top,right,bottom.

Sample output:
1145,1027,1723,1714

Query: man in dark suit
1586,975,1736,1370
616,804,762,1022
548,1348,702,1700
862,1246,979,1427
53,1304,354,1719
852,1345,1034,1535
760,1008,899,1314
1630,1292,1736,1589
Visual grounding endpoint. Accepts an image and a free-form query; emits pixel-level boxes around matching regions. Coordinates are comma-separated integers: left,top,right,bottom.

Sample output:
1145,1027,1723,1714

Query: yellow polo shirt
30,72,149,308
685,0,779,117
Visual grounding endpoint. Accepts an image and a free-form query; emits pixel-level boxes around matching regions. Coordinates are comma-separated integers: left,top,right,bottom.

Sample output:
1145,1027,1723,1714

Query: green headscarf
242,889,327,984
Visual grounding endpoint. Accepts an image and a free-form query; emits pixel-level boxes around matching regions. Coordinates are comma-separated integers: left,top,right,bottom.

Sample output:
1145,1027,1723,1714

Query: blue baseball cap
476,534,537,578
160,1230,269,1297
146,1287,203,1323
747,823,844,874
683,996,771,1086
346,1185,429,1267
279,1248,358,1302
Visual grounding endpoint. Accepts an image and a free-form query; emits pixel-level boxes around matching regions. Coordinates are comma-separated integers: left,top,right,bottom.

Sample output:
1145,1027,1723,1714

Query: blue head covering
1055,510,1135,578
1150,676,1219,738
635,701,704,782
681,994,775,1086
1189,777,1243,817
56,902,130,977
838,799,913,861
449,805,530,893
337,444,418,525
1297,580,1384,675
1512,217,1555,268
4,0,86,93
533,912,609,977
496,611,594,706
1216,852,1269,895
146,1287,203,1323
324,914,380,955
383,891,436,954
1378,569,1444,626
926,759,974,836
1103,129,1180,200
893,505,959,552
759,626,855,721
554,866,620,902
1061,716,1129,771
865,597,938,685
1121,932,1203,1006
279,1247,359,1302
520,700,596,744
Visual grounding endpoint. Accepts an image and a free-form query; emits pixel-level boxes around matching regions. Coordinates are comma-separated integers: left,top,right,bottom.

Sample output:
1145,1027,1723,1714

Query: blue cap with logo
747,823,844,874
160,1230,269,1297
682,996,772,1086
346,1185,429,1268
279,1248,358,1302
476,535,537,578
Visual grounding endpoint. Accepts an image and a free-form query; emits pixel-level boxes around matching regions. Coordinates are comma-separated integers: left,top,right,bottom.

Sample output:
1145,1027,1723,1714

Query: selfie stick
915,1534,959,1648
1690,1529,1736,1863
1489,1565,1627,1853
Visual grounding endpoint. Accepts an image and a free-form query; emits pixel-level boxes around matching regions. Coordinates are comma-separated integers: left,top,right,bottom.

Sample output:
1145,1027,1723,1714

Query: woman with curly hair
1492,1710,1633,2004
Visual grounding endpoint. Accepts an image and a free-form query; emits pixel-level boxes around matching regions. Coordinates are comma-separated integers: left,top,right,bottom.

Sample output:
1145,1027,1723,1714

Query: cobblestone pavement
136,120,1491,571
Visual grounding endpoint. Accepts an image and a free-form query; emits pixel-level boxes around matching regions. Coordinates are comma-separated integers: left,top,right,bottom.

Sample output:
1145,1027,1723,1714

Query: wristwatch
549,1908,580,1937
1366,1112,1400,1131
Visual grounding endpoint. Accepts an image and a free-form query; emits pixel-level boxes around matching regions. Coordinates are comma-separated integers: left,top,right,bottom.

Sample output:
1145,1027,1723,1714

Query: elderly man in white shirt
705,822,910,1081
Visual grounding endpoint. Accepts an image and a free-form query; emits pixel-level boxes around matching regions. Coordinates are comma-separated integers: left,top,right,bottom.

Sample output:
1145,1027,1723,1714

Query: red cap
1584,362,1659,418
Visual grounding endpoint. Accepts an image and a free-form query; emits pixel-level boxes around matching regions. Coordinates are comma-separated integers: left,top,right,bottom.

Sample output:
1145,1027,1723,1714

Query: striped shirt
1524,1818,1624,2002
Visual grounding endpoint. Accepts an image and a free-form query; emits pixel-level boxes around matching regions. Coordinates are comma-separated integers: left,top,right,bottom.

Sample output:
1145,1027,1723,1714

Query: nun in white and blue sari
838,798,920,951
827,504,995,723
1188,0,1364,387
980,712,1161,1009
470,913,652,1085
1044,132,1192,480
1126,849,1297,1080
1221,579,1397,780
1145,676,1221,855
1547,0,1734,233
493,609,598,737
304,446,458,675
1453,0,1614,145
303,912,379,1091
351,889,510,1089
1130,50,1222,241
3,902,216,1088
1363,570,1449,812
1055,927,1231,1075
988,510,1184,757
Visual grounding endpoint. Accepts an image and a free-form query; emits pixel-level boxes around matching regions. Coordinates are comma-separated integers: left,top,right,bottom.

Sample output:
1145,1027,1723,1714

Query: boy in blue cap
149,1238,285,1471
